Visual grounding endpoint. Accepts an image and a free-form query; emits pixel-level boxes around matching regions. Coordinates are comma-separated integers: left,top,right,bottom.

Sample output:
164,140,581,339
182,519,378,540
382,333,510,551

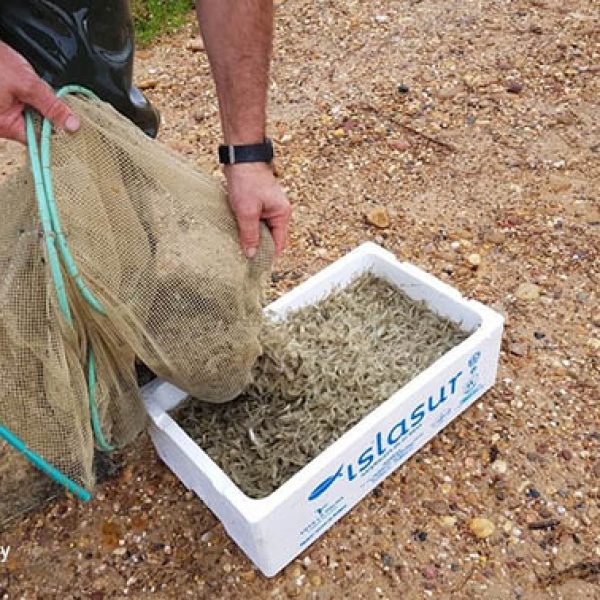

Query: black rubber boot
0,0,160,137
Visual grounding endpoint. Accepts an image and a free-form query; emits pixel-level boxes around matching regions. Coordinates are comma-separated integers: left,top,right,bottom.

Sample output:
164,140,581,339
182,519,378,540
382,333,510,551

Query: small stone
440,516,457,528
438,86,461,100
561,449,573,461
515,283,540,301
137,78,159,90
414,530,428,542
309,574,322,586
506,80,523,94
397,84,410,94
467,253,481,268
240,570,256,583
534,331,546,340
548,174,571,192
422,565,438,580
585,208,600,225
112,547,128,556
509,342,528,357
469,518,495,539
587,338,600,351
192,110,206,123
492,460,508,474
372,485,384,498
526,488,541,499
381,553,394,568
529,24,543,34
388,139,410,151
486,230,506,244
186,37,205,52
365,207,390,229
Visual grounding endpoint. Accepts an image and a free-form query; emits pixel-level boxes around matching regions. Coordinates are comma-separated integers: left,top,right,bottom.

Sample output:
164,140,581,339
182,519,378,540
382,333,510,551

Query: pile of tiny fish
171,272,471,498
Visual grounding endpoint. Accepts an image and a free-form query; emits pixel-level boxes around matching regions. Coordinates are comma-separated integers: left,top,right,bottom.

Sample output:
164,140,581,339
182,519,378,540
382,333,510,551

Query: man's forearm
196,0,273,145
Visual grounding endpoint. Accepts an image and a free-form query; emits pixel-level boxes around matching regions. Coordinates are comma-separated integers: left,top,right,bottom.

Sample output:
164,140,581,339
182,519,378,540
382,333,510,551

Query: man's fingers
268,216,289,257
237,209,261,258
19,76,80,132
1,112,27,144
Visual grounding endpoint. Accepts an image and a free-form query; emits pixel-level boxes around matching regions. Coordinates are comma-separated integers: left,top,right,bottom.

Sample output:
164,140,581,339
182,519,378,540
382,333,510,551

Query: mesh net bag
0,94,273,495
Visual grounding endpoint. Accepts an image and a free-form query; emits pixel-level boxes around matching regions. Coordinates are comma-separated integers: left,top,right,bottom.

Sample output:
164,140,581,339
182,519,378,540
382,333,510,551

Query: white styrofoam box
143,242,504,577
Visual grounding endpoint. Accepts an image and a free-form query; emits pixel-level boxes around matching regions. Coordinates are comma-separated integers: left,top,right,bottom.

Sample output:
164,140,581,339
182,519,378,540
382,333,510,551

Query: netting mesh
0,96,273,493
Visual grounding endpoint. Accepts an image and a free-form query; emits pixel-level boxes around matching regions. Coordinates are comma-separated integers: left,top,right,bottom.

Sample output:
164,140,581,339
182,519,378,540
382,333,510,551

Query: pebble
509,342,528,357
397,84,410,94
467,253,481,267
239,570,256,583
381,553,394,568
526,488,541,499
388,139,410,151
414,530,428,542
533,331,546,340
560,449,573,461
492,459,508,474
186,37,205,52
365,207,391,229
469,518,495,539
422,565,438,580
506,80,523,94
486,230,506,244
548,174,572,192
587,338,600,351
515,283,540,301
441,516,457,528
137,78,159,90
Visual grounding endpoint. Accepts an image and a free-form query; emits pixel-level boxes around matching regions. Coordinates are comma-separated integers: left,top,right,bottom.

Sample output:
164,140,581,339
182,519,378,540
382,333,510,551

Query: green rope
35,85,115,453
0,86,120,502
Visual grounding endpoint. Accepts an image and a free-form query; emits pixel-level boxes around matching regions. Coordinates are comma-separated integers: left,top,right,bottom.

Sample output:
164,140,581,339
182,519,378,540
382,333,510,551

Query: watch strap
218,139,274,165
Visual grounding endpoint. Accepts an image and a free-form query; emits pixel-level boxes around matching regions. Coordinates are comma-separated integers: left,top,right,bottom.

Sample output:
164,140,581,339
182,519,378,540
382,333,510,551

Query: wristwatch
218,138,274,165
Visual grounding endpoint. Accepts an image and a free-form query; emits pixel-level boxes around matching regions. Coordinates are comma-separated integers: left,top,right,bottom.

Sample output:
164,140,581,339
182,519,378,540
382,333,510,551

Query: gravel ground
1,0,598,598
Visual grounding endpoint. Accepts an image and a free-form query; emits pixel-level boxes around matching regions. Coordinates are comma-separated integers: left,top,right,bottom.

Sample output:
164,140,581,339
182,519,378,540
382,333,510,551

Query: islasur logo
308,369,465,501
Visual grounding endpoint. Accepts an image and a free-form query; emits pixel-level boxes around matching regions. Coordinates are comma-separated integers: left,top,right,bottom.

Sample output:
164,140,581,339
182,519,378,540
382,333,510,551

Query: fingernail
65,115,80,132
245,247,257,259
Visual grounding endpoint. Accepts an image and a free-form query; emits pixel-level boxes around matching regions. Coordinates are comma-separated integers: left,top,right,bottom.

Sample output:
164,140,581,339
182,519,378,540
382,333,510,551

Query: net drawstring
0,85,115,501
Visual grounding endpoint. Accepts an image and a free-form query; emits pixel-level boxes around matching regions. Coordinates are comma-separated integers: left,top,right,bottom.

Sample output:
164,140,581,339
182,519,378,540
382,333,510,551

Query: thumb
236,210,261,259
20,77,80,132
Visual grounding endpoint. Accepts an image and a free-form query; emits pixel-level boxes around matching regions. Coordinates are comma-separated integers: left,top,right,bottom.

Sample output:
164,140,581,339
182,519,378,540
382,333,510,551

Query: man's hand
0,41,80,143
225,162,291,258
